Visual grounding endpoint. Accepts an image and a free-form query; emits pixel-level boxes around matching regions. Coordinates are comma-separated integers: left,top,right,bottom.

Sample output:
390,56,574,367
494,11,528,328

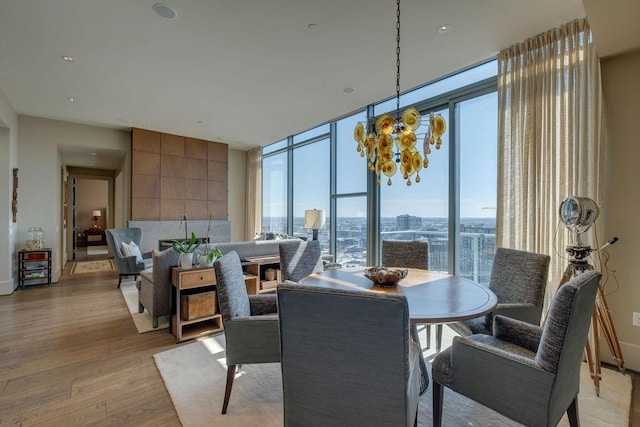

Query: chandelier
353,0,446,186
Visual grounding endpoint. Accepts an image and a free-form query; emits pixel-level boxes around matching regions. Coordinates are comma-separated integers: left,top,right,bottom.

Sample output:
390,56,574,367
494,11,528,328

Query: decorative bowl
364,266,408,287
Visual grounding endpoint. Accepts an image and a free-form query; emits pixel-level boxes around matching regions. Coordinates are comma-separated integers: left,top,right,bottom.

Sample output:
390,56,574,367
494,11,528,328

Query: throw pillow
121,240,143,263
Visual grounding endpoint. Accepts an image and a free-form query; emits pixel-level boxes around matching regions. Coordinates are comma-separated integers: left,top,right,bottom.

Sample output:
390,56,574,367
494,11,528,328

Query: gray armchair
278,240,323,283
432,270,601,427
213,251,280,414
382,240,438,350
105,228,153,288
277,283,421,427
138,247,179,328
448,247,550,340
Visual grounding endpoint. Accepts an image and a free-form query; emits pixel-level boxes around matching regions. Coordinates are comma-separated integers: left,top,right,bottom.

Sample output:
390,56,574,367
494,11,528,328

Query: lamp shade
304,209,325,230
92,210,102,218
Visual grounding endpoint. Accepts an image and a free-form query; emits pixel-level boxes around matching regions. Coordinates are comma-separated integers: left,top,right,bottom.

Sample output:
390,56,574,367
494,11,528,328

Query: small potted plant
197,245,223,267
172,232,201,269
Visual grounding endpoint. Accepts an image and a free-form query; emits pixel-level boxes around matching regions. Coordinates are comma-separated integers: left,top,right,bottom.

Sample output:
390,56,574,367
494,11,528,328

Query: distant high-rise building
396,214,422,231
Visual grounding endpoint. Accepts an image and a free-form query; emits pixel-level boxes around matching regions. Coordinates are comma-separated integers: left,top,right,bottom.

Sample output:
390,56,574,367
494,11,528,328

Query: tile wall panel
185,158,208,179
161,154,186,178
186,137,208,159
132,197,160,220
185,200,208,219
160,198,185,220
161,133,185,157
132,128,161,152
208,141,228,162
185,179,208,200
160,177,185,199
207,160,228,182
207,180,228,201
132,151,160,175
132,175,160,199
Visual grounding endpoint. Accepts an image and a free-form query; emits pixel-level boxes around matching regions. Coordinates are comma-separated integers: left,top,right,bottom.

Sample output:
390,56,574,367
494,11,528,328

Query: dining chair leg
221,364,236,414
117,275,123,288
436,324,443,353
567,397,580,427
425,324,431,349
433,381,444,427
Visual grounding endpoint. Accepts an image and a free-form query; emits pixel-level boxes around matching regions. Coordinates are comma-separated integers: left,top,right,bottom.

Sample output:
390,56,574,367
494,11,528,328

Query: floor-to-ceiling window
262,60,497,282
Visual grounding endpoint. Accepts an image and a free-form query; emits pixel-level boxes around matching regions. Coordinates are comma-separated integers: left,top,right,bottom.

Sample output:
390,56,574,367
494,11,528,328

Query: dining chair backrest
213,251,251,320
381,240,429,269
277,283,420,426
278,239,323,283
489,247,550,307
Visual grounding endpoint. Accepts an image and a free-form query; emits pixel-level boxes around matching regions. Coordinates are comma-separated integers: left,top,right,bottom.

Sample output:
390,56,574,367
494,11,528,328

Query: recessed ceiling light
343,87,355,94
68,97,78,102
153,3,177,20
308,23,317,30
61,55,75,62
91,152,97,156
437,24,452,34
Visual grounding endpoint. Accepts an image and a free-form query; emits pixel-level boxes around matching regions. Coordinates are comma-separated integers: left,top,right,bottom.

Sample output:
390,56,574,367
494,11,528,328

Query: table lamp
92,209,101,227
304,209,325,240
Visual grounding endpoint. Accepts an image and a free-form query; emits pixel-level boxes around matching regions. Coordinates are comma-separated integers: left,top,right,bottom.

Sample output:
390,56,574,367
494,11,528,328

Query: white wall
17,116,130,282
600,50,640,371
0,90,18,295
228,149,247,241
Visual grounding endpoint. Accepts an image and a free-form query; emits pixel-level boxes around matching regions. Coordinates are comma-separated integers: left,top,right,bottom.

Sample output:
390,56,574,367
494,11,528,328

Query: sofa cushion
121,240,143,263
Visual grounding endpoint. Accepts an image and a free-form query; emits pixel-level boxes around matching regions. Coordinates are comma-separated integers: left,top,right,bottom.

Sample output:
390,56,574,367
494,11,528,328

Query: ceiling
0,0,638,170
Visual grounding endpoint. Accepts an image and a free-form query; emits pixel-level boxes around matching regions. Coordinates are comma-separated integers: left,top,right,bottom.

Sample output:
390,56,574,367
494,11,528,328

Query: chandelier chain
395,0,401,120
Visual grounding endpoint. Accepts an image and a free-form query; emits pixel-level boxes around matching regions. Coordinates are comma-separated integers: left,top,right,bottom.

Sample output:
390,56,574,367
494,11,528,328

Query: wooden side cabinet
170,266,223,343
18,248,52,288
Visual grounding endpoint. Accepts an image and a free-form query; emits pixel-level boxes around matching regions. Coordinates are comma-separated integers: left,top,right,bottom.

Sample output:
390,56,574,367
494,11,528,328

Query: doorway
66,169,115,262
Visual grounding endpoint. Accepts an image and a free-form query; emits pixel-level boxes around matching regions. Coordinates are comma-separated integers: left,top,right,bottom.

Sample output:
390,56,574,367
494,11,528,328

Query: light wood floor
1,253,638,426
0,254,182,426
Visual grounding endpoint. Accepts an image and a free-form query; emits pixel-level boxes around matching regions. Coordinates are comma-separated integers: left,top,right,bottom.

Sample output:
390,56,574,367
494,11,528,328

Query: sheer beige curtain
245,148,262,240
496,19,605,306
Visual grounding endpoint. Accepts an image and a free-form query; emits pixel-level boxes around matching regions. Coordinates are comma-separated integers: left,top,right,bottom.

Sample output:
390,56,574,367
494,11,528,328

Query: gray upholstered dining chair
381,239,438,349
213,251,280,414
105,227,153,288
447,247,550,342
277,283,421,427
432,270,601,427
278,239,323,283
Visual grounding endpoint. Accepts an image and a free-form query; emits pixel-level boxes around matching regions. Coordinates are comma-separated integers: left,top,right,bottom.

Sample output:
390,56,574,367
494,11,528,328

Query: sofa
207,240,296,261
138,247,180,328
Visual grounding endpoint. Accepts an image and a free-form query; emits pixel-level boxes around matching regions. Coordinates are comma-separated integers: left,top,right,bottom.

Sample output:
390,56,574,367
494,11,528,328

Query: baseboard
0,278,17,295
599,338,640,372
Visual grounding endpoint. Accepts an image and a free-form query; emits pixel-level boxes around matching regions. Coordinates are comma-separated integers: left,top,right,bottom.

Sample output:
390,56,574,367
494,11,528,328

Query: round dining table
299,267,498,324
299,267,498,395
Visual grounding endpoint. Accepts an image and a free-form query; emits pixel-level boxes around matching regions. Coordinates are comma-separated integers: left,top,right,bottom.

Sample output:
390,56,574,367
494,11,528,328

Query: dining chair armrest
492,315,542,352
223,315,280,364
450,336,555,420
494,303,543,326
249,294,278,315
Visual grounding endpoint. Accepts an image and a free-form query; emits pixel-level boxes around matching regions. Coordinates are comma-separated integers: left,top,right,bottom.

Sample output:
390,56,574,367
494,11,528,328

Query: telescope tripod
558,245,624,396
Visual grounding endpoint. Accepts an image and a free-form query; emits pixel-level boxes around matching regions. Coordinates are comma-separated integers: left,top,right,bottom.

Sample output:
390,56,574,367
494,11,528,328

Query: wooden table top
299,267,498,324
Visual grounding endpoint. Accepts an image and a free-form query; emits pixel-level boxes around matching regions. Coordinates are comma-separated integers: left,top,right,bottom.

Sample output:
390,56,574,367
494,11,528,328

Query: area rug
154,333,631,427
119,280,169,333
86,245,108,256
69,259,115,275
